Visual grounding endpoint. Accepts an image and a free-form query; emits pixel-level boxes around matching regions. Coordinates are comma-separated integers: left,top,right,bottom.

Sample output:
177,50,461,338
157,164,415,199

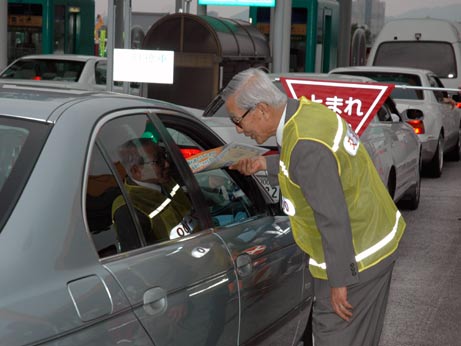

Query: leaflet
186,142,269,173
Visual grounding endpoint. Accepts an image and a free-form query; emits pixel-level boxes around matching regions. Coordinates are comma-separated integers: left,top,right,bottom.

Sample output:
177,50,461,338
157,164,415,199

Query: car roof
330,66,433,76
0,80,186,123
268,72,378,83
8,54,106,63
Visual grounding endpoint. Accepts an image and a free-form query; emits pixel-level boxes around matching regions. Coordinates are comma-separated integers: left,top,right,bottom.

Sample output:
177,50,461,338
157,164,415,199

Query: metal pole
269,7,275,72
106,0,116,91
0,0,7,69
122,0,131,94
175,0,182,12
197,3,207,16
272,0,292,73
394,85,461,93
185,0,191,14
115,0,124,49
337,0,352,67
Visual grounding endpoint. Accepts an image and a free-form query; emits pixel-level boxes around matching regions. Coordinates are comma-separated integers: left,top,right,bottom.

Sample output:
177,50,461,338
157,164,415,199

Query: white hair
221,68,287,109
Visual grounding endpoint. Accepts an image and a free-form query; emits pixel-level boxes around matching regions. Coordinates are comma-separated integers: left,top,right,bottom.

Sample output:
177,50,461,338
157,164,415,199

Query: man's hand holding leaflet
186,142,268,173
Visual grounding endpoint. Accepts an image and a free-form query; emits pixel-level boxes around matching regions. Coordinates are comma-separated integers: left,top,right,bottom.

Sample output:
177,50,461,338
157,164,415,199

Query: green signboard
198,0,275,6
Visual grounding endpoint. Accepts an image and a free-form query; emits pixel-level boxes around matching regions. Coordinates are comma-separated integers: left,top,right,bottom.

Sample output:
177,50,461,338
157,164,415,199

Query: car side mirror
404,109,424,120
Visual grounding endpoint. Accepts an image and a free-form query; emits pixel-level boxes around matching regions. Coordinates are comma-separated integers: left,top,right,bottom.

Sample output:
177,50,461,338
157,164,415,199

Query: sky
95,0,460,18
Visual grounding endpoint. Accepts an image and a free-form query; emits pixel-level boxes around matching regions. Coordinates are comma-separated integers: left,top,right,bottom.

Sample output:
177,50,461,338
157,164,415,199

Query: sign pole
106,0,116,92
122,0,132,94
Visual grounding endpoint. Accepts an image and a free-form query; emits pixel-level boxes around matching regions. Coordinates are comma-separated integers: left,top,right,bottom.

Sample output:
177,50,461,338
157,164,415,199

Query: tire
425,134,443,178
446,126,461,161
387,170,396,200
398,154,421,210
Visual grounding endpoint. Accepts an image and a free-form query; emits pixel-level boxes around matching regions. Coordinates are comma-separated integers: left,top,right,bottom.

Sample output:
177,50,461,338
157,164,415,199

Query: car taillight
180,148,202,158
33,76,42,80
407,120,425,135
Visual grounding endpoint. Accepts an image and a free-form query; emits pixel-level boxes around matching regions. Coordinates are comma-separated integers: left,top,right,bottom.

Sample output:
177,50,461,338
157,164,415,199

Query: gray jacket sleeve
265,154,280,186
289,140,359,287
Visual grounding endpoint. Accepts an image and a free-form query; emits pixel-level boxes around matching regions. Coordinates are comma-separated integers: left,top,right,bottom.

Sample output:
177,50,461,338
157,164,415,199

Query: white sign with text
113,49,174,84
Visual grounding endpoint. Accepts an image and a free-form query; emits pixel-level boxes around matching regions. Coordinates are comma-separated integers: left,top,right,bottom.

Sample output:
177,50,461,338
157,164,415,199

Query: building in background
7,0,95,63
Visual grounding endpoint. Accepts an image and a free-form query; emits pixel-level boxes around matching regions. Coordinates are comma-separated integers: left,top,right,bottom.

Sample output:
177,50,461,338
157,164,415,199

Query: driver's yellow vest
112,180,192,242
278,97,406,280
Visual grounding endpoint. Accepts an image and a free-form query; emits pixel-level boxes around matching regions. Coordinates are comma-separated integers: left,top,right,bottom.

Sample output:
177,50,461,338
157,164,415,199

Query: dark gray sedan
0,81,311,346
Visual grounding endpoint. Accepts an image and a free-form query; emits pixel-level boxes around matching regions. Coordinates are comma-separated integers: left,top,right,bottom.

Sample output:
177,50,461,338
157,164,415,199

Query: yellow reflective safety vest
278,97,406,280
112,180,192,241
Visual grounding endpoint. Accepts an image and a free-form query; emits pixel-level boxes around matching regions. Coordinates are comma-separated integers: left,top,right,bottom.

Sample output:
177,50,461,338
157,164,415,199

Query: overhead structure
143,13,271,109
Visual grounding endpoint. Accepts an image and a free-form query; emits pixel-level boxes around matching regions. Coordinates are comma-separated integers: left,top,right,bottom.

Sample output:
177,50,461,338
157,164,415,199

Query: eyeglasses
141,152,168,166
230,107,253,128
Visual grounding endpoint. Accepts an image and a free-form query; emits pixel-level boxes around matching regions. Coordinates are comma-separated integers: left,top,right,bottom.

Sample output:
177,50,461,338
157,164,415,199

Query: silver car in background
0,80,311,346
196,73,421,209
330,66,461,177
0,54,140,95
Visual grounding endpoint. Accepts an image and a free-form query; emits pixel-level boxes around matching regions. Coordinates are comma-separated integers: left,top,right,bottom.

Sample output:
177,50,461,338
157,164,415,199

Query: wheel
446,126,461,161
425,134,443,178
387,169,396,200
398,154,421,210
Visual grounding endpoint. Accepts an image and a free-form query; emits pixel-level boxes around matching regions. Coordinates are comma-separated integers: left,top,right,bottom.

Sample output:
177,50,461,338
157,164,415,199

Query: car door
428,74,460,149
379,102,419,198
361,115,391,188
160,113,311,345
85,110,240,346
0,115,153,346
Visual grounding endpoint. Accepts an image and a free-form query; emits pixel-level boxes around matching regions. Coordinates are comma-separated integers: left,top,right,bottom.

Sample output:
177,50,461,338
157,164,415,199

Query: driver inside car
112,138,195,251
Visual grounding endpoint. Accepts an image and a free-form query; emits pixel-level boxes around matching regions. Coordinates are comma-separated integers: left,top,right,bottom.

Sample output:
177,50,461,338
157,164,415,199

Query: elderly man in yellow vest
223,68,405,346
112,138,193,251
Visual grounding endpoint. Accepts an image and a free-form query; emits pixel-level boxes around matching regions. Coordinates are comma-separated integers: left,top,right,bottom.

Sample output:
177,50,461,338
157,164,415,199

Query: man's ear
259,103,270,119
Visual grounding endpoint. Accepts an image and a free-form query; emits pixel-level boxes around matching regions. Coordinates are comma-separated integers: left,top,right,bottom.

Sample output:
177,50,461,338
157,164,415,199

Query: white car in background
0,54,140,95
190,73,422,210
330,66,461,177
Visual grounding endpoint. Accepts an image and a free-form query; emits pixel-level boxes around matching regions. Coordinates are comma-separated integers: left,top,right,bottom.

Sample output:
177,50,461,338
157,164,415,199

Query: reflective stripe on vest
332,113,344,152
148,184,180,219
309,210,402,269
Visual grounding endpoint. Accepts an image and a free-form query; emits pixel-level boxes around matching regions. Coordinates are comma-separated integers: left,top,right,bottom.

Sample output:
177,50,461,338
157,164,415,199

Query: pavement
378,160,461,346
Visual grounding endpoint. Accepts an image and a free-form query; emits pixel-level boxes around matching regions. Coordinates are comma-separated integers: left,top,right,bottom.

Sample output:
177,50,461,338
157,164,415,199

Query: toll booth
142,13,271,109
250,0,340,73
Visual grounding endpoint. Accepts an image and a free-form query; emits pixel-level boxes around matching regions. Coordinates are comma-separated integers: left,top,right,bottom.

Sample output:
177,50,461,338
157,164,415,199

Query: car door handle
143,287,167,316
236,254,253,277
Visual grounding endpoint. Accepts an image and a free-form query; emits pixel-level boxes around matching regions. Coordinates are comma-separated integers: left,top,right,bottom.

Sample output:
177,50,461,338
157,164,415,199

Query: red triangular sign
280,77,395,136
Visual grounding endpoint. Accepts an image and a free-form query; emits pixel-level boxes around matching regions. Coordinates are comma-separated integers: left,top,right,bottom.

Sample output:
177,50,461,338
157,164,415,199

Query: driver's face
137,144,171,184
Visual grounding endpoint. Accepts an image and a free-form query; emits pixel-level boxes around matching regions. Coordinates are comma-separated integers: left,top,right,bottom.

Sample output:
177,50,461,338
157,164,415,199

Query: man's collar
276,104,287,146
276,98,301,146
132,178,162,192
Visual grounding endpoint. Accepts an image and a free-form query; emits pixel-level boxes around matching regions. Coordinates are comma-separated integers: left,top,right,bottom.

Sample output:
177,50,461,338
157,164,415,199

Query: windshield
373,41,457,79
0,59,85,81
333,71,424,100
0,117,50,231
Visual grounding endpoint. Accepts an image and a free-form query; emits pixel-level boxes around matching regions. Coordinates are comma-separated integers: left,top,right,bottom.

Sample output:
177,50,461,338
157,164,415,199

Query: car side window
428,75,445,103
377,104,392,122
94,61,107,85
85,113,197,258
167,128,262,227
432,75,450,100
86,145,128,257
